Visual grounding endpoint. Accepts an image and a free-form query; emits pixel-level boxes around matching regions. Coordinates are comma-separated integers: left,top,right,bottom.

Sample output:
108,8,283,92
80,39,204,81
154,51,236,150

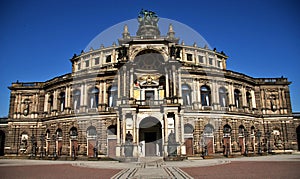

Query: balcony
135,99,164,106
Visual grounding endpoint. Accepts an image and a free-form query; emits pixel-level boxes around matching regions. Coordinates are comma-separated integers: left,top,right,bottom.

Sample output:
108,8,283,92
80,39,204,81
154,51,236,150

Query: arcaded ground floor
0,154,299,178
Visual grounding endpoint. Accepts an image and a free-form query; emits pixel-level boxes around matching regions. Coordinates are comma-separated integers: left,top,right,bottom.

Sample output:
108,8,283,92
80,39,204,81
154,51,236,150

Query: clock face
23,109,28,116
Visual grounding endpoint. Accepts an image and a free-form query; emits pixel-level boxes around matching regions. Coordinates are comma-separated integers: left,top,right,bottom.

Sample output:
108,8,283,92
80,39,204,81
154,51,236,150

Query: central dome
84,15,211,51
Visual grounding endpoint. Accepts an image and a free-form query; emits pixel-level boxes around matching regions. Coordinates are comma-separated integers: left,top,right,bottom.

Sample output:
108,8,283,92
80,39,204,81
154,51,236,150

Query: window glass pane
94,58,99,65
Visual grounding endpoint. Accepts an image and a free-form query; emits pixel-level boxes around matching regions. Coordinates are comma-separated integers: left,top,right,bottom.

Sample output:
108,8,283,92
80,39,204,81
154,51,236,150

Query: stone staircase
112,157,193,179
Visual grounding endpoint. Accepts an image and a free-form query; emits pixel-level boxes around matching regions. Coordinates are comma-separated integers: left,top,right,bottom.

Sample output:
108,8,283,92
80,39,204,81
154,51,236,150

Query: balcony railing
135,99,164,106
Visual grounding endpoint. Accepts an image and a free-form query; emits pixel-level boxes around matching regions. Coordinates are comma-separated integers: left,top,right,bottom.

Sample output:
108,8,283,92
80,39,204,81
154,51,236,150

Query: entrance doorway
139,117,162,156
0,130,5,156
297,125,300,151
145,90,154,105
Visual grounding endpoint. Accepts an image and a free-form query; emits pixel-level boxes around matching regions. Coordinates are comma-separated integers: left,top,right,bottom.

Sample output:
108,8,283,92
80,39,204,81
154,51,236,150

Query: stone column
83,83,87,107
228,83,233,105
178,68,182,97
175,114,179,143
80,84,84,108
34,93,38,113
123,66,127,97
103,82,107,106
117,72,121,98
117,116,120,145
192,79,196,106
65,87,70,108
130,68,134,99
14,93,18,115
260,89,265,110
122,114,126,144
132,113,136,143
251,90,256,108
165,68,169,98
99,82,103,110
164,114,168,143
197,80,201,109
44,93,49,113
281,89,286,107
212,81,218,107
242,86,247,107
172,65,177,96
53,90,58,111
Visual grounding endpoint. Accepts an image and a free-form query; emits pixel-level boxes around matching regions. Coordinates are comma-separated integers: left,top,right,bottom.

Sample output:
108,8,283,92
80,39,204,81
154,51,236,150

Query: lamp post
31,135,36,157
244,129,248,156
223,125,231,157
71,144,76,160
256,129,262,155
266,130,271,154
40,134,45,158
94,141,98,158
52,134,57,158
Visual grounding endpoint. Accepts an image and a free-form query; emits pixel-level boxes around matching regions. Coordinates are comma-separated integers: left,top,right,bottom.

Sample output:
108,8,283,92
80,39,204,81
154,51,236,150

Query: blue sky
0,0,299,117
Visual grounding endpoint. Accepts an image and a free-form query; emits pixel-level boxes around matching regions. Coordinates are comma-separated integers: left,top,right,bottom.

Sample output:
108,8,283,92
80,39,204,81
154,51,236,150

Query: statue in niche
125,131,133,157
168,130,177,156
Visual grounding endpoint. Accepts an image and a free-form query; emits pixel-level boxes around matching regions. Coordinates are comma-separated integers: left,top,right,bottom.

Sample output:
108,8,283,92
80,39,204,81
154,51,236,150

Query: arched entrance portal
139,117,162,156
297,125,300,151
0,130,5,156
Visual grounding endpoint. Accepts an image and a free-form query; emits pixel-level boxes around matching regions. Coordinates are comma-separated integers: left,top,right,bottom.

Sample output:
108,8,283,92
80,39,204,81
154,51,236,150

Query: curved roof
84,18,211,51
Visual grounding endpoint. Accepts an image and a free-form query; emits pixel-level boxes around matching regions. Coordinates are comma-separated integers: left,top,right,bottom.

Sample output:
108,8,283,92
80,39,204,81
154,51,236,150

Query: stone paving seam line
111,168,130,179
173,167,194,179
127,168,138,178
163,167,176,178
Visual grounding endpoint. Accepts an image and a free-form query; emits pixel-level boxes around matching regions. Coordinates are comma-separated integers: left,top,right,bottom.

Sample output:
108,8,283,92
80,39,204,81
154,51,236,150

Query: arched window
182,84,191,106
87,126,97,137
219,87,228,107
234,89,242,108
201,85,211,106
59,92,65,112
108,86,118,107
223,124,232,134
46,129,51,140
56,128,63,138
238,125,245,136
246,92,252,108
70,127,78,137
251,126,255,135
73,90,81,110
204,124,214,134
184,124,194,134
88,87,99,109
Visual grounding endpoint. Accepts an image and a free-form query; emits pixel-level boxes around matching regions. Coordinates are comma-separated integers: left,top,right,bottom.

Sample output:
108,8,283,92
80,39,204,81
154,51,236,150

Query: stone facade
2,11,300,159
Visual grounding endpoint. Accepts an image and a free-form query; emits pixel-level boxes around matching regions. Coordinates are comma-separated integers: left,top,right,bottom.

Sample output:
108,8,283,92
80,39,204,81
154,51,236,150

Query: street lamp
94,141,98,158
52,134,57,158
31,135,36,157
40,134,45,158
244,129,248,156
266,130,271,154
256,129,262,155
71,144,76,160
223,125,231,157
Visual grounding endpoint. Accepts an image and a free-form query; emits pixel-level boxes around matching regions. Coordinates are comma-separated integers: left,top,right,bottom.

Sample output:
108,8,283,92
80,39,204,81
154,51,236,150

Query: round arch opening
139,117,162,156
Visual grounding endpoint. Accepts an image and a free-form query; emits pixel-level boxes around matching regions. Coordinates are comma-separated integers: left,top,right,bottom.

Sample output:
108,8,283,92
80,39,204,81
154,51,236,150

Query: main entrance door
139,117,162,156
297,125,300,151
0,130,5,156
145,132,157,156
